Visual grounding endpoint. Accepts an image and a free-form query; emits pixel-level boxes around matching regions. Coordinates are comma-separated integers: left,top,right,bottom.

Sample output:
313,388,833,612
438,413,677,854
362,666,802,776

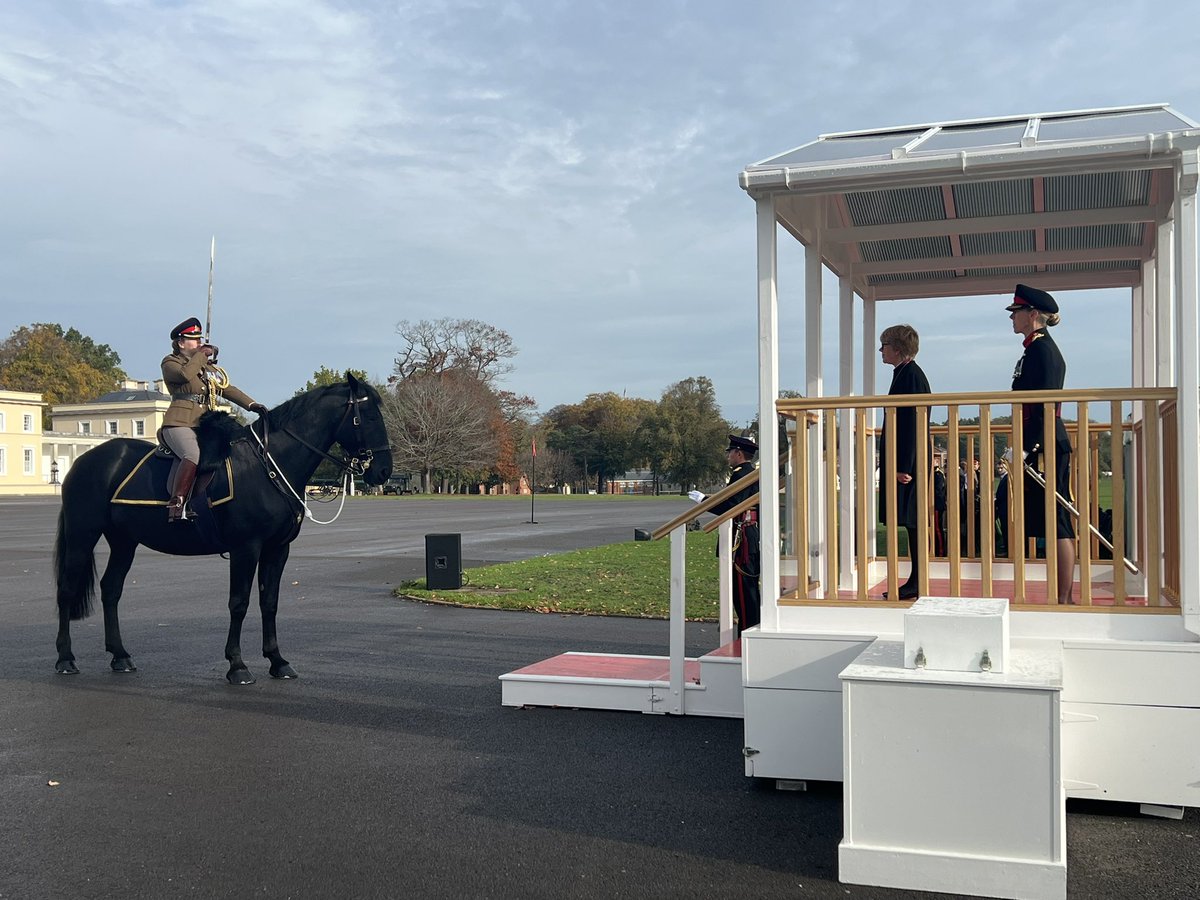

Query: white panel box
903,597,1009,673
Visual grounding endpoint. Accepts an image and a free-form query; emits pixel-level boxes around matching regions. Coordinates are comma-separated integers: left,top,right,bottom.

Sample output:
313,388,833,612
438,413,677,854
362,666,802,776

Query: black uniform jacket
1012,329,1070,456
879,359,931,528
710,460,757,520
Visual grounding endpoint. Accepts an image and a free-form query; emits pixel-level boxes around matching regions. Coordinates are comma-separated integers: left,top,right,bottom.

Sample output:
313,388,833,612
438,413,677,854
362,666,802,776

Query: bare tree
381,370,500,492
393,318,517,387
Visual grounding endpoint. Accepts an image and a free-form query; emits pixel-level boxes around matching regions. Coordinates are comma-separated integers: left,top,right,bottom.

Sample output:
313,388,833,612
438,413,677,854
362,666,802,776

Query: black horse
53,374,392,684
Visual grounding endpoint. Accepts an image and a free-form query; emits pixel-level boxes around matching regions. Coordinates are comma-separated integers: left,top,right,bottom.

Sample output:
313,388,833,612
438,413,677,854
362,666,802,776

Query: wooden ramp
500,641,743,718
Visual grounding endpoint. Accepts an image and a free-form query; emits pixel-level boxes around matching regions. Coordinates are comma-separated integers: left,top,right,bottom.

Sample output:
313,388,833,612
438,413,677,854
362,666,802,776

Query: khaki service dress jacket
160,350,258,428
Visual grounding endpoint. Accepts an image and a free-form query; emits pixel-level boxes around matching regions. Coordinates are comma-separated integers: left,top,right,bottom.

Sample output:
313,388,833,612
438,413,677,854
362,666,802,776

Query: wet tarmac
0,496,1195,899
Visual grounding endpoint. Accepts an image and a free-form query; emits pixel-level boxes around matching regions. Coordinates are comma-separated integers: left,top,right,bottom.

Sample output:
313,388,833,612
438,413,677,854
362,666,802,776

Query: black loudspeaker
425,533,462,590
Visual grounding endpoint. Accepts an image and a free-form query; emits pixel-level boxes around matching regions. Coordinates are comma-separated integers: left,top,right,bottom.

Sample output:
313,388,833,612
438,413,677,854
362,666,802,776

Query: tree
382,369,504,492
296,365,370,395
393,318,517,386
386,319,535,491
543,393,653,493
654,377,730,492
635,408,676,495
0,323,127,425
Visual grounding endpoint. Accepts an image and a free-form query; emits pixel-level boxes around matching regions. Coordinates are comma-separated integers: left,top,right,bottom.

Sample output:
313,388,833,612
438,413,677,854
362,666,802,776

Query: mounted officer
160,316,267,522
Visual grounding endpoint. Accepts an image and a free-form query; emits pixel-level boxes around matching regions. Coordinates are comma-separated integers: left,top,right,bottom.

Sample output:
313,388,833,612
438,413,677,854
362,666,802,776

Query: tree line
1,319,1121,492
0,323,127,427
378,319,732,494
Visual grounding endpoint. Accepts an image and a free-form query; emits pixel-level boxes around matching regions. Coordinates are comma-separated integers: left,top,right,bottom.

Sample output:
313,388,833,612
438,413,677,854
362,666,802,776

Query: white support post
1131,281,1145,393
805,240,825,591
756,195,781,630
863,299,878,540
1174,152,1200,636
838,275,856,587
1157,219,1176,387
669,525,687,714
718,518,734,645
1141,261,1156,392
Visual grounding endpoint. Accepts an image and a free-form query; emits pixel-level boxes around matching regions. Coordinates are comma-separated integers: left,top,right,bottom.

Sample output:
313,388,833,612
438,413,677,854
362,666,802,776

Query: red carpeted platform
505,652,702,684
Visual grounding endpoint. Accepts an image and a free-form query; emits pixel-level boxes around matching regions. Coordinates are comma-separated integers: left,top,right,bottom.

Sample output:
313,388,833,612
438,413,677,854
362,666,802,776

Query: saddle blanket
111,448,235,508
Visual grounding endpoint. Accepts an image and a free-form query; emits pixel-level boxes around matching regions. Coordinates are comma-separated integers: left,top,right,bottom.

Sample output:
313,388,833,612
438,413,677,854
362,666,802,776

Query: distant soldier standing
707,435,761,635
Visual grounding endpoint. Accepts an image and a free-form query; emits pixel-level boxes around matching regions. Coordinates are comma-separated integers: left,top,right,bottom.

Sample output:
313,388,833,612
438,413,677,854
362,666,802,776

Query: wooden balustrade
777,388,1179,611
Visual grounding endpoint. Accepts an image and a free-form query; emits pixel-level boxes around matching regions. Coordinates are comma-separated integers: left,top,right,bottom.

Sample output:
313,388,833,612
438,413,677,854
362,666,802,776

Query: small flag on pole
532,437,537,457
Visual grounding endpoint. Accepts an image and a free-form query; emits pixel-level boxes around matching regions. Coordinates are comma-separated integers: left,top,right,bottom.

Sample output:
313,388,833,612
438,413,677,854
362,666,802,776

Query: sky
2,0,1198,427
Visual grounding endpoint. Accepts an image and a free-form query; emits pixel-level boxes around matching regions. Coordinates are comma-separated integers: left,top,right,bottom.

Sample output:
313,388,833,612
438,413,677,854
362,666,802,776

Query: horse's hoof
110,658,138,673
55,661,79,675
269,664,298,679
227,668,256,685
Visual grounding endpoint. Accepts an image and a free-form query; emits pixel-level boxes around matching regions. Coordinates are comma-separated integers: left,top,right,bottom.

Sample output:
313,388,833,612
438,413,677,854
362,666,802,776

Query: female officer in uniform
161,317,267,522
1008,284,1075,603
878,324,931,600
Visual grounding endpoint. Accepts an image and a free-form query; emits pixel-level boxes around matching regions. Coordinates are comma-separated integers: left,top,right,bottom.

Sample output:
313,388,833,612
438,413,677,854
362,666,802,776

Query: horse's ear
346,371,361,391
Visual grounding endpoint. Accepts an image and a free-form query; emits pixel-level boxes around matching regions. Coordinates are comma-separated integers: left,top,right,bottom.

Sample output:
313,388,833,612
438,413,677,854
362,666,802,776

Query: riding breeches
160,426,200,464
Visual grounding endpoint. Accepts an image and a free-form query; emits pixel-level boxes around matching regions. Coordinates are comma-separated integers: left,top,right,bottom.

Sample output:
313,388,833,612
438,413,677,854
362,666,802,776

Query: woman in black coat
879,324,931,600
1007,283,1075,603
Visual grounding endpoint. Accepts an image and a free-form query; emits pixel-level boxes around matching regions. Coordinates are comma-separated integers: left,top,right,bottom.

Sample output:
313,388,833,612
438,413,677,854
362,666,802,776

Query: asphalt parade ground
0,495,1196,900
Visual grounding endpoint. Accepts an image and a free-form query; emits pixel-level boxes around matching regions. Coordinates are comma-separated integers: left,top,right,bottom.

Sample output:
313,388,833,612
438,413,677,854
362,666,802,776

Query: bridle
275,393,389,477
248,391,391,524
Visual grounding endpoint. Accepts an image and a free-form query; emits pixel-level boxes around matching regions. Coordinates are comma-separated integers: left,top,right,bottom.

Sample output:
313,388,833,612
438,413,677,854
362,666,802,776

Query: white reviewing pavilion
503,104,1200,900
739,103,1200,900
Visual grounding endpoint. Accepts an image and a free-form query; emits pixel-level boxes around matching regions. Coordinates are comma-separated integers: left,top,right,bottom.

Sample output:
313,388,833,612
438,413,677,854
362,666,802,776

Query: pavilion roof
740,104,1200,301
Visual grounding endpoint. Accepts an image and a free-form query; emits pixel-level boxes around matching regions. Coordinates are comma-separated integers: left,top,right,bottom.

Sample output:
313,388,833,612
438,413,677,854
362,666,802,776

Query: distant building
0,390,53,495
50,378,172,441
608,468,680,495
0,378,230,495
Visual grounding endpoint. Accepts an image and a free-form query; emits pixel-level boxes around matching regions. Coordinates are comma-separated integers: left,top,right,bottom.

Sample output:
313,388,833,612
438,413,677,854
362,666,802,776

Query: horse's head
334,373,393,486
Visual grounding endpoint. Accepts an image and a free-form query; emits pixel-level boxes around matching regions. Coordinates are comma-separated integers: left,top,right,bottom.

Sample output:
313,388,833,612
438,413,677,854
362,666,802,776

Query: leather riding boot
168,459,199,523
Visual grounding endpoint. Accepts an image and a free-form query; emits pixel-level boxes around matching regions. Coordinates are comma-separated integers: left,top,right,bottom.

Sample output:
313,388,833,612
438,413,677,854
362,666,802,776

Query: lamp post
50,460,60,493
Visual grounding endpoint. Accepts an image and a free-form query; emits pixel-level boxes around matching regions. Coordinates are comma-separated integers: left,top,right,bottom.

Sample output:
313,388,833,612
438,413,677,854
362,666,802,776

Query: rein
247,392,387,526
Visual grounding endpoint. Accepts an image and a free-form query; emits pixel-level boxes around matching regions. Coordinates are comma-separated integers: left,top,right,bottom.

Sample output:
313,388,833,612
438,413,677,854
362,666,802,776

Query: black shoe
884,584,920,601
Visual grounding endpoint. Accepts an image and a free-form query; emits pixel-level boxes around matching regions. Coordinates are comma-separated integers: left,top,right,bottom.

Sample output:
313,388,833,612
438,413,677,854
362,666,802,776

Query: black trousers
733,523,761,634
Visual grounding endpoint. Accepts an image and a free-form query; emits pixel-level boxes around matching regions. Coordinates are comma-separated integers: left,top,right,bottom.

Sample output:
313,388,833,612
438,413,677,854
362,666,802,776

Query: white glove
688,490,705,504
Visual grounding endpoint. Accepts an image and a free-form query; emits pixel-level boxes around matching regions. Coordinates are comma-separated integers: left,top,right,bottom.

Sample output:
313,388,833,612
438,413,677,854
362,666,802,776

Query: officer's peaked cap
727,434,758,457
170,317,204,341
1005,284,1058,314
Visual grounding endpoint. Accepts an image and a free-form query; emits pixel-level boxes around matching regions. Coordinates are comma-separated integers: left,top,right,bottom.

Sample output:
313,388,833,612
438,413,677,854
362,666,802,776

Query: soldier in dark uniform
707,435,761,635
878,324,931,600
1007,284,1075,603
160,317,267,523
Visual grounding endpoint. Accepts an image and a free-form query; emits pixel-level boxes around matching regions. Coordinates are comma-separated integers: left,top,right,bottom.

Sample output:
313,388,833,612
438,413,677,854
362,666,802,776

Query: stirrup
167,497,191,523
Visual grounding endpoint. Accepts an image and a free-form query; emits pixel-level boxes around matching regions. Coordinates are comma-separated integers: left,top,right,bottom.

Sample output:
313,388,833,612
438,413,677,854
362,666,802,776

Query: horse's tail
54,507,96,621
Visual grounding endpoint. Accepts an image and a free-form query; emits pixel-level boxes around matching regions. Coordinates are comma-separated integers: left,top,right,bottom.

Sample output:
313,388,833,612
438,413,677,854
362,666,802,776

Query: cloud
0,0,1196,422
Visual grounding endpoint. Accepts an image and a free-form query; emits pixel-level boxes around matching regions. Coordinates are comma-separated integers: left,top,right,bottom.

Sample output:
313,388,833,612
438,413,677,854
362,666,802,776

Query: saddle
110,448,235,509
118,410,245,509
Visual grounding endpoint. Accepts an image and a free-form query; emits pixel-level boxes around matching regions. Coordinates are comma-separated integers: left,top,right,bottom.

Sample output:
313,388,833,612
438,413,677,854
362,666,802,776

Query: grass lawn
395,529,720,620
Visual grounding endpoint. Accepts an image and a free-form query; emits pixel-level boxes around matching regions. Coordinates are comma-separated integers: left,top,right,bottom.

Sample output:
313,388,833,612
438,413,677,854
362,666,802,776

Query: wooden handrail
778,387,1175,413
650,450,790,541
649,470,760,541
701,493,759,534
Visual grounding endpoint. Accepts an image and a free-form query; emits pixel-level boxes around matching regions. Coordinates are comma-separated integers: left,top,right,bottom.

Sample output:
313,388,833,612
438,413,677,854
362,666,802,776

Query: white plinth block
904,596,1010,673
840,641,1065,900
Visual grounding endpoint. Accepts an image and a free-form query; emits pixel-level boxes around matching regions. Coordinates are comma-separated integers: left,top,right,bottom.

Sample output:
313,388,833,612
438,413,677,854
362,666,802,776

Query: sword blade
206,235,215,340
